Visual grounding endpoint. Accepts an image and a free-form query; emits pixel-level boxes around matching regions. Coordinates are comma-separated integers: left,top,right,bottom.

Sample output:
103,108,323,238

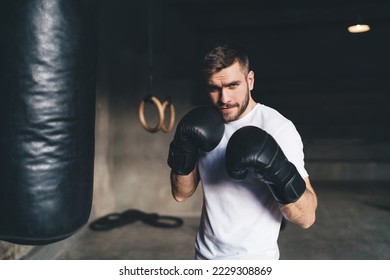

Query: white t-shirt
195,103,308,260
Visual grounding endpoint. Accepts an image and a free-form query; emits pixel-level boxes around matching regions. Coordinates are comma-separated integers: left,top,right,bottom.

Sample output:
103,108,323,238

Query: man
167,43,317,260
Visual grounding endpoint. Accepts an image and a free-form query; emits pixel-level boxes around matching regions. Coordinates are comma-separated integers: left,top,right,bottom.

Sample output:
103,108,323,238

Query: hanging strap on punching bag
0,0,97,245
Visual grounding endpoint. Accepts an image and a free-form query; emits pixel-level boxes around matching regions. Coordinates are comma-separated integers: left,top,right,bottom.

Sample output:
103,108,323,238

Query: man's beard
221,88,250,122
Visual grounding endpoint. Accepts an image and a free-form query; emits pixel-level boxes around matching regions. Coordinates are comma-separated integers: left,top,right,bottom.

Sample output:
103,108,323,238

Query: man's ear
247,70,254,90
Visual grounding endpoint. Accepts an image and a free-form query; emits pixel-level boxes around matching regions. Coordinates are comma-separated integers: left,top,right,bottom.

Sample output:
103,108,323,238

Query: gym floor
24,181,390,260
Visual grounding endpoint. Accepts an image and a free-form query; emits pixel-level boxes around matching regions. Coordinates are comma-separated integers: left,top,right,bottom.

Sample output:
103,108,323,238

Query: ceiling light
348,24,370,33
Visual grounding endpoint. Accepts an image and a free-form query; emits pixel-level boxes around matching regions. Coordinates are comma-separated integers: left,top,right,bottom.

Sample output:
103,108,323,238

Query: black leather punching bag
0,0,97,245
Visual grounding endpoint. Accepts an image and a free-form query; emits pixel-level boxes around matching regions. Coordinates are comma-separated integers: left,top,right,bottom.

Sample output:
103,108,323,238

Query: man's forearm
279,177,317,229
170,167,200,202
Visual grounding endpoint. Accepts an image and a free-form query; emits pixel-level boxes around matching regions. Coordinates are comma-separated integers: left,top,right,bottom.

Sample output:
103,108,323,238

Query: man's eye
229,83,239,89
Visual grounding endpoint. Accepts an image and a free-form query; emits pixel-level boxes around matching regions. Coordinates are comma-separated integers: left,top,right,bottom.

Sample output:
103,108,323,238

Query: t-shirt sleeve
272,122,309,179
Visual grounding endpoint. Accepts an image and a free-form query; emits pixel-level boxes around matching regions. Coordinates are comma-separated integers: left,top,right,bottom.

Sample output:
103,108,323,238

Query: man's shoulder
257,103,286,118
256,103,292,130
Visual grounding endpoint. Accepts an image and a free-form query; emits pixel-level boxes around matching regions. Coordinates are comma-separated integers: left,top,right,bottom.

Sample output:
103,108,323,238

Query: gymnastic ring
161,101,175,133
138,95,164,133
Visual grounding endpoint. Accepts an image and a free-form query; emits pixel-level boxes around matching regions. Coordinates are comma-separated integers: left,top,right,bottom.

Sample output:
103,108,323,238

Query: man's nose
219,87,230,104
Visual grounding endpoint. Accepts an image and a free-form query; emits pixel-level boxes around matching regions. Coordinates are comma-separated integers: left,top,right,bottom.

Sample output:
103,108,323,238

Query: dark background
99,0,390,141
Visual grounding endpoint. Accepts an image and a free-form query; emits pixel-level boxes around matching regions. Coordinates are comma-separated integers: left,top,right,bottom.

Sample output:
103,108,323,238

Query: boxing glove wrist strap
267,173,306,204
167,141,197,175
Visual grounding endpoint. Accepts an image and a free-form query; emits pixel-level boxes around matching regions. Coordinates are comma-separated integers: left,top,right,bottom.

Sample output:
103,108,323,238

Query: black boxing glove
168,106,224,175
225,126,306,204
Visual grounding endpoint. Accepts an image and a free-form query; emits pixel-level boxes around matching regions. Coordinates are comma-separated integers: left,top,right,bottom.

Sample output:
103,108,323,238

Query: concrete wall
305,140,390,182
102,80,203,217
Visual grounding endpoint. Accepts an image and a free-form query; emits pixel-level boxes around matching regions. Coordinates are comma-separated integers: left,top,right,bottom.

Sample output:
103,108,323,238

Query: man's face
207,62,254,122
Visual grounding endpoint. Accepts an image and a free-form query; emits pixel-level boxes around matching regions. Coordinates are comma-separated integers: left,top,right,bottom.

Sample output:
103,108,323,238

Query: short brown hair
202,43,250,81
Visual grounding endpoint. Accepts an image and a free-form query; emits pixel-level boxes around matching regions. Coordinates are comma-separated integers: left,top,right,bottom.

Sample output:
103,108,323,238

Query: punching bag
0,0,97,245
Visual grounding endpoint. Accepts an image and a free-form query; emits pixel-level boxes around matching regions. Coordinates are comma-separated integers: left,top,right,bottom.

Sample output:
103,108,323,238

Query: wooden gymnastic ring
161,101,175,133
138,96,164,133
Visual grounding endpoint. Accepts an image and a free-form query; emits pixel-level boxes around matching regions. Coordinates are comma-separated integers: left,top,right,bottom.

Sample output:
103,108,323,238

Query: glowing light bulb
348,24,370,33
